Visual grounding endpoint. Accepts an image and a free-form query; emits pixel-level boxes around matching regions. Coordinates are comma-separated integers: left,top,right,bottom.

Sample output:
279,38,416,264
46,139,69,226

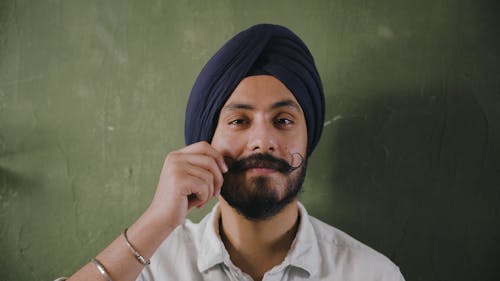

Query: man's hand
147,141,228,229
66,142,227,281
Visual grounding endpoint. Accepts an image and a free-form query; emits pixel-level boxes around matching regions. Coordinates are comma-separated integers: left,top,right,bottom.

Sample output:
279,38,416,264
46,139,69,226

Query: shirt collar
197,202,321,277
284,202,321,277
197,203,227,272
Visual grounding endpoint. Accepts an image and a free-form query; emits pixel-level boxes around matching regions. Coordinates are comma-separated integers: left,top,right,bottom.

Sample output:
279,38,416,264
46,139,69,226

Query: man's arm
65,142,227,281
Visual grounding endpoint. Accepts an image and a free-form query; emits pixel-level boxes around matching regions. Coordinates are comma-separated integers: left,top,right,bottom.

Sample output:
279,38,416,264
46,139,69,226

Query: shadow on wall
322,86,500,281
307,5,500,280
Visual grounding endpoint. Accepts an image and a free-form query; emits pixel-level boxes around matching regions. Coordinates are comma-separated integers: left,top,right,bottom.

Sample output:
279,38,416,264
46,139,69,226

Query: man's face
211,75,308,220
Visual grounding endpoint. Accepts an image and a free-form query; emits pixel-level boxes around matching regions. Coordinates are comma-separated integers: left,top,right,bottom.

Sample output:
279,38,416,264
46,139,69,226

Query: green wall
1,0,499,280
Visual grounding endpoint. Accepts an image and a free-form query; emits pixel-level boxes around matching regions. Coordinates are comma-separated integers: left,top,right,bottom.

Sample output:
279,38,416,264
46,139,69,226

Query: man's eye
229,119,247,125
274,118,294,126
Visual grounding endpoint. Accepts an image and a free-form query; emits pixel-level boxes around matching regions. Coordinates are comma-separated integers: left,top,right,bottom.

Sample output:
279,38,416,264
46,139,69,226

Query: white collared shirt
137,202,405,281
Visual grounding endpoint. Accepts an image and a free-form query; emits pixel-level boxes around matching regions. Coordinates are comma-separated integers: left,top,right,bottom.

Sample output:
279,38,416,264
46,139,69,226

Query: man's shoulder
161,214,211,247
308,215,375,251
139,215,213,281
149,215,210,268
306,214,402,277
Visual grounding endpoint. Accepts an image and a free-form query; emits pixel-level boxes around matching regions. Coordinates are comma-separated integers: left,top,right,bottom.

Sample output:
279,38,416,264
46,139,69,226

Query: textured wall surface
1,0,499,280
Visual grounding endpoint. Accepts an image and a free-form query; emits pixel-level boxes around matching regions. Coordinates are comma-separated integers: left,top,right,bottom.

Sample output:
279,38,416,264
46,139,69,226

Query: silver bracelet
91,258,113,281
123,228,151,266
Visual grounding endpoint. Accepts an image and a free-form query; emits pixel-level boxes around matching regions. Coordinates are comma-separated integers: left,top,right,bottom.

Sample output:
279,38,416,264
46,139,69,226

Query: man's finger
179,141,228,173
181,153,224,190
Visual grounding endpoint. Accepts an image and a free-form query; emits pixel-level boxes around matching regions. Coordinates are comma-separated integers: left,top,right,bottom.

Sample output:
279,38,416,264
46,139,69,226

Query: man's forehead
220,75,302,111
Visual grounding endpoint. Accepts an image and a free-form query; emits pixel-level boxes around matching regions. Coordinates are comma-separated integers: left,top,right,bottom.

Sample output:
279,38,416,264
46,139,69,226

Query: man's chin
220,182,301,221
223,195,297,221
220,162,307,220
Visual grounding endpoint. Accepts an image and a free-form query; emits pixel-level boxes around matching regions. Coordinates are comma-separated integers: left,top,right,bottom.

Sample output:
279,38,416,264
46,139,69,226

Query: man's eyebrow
221,99,302,112
221,103,255,112
271,99,302,112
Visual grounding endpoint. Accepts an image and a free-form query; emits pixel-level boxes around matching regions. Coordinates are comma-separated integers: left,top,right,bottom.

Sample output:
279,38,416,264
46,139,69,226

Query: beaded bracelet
123,228,151,266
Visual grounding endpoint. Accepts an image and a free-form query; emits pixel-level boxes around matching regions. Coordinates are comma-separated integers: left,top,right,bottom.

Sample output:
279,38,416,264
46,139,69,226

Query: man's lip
245,167,278,174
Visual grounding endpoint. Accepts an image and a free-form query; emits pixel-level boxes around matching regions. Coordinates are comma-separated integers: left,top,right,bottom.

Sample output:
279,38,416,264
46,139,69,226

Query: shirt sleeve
395,267,406,281
136,266,155,281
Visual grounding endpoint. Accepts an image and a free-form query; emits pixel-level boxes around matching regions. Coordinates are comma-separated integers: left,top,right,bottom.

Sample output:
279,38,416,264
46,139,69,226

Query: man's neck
218,199,300,281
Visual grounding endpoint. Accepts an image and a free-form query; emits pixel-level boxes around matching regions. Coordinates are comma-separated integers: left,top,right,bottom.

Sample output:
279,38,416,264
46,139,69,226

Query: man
63,24,405,281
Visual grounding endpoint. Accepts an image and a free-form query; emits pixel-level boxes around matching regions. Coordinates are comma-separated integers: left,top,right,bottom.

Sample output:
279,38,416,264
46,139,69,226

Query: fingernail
222,156,233,173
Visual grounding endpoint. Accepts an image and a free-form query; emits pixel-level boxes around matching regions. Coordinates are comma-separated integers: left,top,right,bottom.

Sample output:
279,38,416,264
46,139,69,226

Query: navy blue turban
184,24,325,156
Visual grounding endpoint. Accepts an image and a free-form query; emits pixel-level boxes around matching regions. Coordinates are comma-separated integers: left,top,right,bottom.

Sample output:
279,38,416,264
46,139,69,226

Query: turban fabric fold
185,24,325,156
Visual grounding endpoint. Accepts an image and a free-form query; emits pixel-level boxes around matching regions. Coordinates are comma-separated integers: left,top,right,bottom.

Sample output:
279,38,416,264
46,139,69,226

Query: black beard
220,153,307,221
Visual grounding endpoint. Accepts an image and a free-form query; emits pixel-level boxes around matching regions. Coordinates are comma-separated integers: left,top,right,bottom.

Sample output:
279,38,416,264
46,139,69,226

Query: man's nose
247,121,277,153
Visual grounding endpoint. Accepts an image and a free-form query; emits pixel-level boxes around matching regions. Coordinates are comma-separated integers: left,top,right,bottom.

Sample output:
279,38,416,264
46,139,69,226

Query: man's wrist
140,205,181,236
